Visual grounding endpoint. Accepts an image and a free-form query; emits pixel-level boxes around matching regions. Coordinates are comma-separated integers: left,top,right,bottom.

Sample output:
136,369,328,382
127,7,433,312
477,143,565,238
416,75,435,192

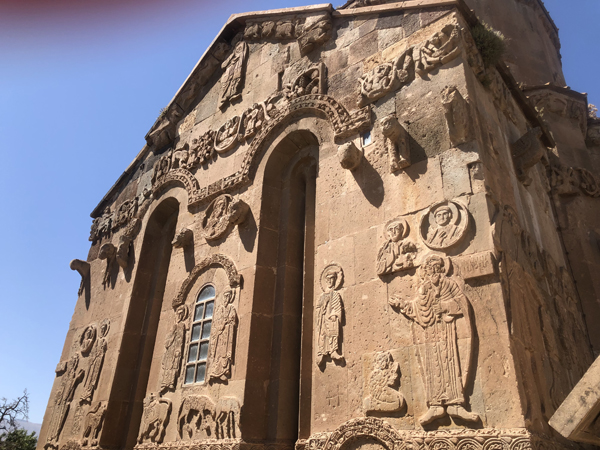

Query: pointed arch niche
243,116,339,445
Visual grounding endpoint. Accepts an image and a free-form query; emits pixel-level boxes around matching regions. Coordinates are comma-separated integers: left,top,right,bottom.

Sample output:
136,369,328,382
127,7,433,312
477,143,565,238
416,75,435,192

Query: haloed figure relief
389,255,479,425
160,306,188,393
208,290,238,382
316,264,345,366
376,218,418,276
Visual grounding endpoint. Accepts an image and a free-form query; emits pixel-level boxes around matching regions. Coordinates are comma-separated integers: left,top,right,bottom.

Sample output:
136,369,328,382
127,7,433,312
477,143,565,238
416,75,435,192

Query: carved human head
434,206,452,226
325,271,337,289
387,221,405,242
175,305,188,322
223,290,235,305
374,351,392,370
213,197,228,217
424,255,445,275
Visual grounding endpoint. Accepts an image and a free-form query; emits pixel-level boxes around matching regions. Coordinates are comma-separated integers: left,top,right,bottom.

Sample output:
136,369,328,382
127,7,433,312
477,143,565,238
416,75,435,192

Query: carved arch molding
153,94,371,209
172,253,242,309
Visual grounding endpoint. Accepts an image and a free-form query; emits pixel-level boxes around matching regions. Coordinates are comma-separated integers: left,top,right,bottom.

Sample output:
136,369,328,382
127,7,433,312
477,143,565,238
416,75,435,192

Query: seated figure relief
200,194,248,242
377,218,418,276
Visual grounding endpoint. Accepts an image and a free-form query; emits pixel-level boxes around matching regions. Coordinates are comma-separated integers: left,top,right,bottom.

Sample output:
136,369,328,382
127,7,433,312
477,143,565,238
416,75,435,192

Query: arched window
184,285,215,384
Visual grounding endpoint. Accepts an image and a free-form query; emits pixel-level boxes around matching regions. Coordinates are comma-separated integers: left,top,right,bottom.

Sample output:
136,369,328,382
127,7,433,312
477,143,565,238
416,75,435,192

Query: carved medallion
80,325,97,354
376,218,418,275
214,116,243,154
316,264,344,367
420,200,469,250
200,194,248,241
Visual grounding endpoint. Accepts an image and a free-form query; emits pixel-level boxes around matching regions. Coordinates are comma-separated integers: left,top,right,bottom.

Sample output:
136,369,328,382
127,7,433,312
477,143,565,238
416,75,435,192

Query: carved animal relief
380,115,410,172
200,195,248,241
81,402,106,447
358,49,413,107
363,351,406,414
177,395,242,441
388,255,479,425
376,218,418,276
137,393,172,445
420,200,469,250
316,264,344,367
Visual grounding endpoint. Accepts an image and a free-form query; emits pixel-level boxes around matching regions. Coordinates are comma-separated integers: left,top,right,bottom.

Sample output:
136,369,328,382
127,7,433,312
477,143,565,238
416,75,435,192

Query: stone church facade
38,1,600,450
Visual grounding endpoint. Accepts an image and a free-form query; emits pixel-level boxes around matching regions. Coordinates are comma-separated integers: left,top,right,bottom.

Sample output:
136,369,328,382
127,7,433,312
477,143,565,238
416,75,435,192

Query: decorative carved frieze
215,117,243,154
159,306,188,394
380,115,410,172
219,41,249,110
420,200,470,251
316,264,344,367
389,255,479,426
414,24,461,77
549,164,600,199
511,128,546,186
137,393,172,445
376,217,418,276
173,254,242,309
243,13,332,57
200,195,248,242
362,351,405,414
153,94,371,209
358,49,413,107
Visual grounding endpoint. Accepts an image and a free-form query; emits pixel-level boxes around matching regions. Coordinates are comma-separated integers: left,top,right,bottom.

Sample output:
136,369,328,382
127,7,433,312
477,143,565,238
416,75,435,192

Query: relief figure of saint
219,41,248,109
389,255,479,425
316,265,344,366
426,205,459,247
159,306,188,393
377,219,418,275
208,290,238,382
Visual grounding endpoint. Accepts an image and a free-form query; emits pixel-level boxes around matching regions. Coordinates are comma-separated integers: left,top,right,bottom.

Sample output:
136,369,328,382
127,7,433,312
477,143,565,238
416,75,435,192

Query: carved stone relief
208,290,238,383
70,259,90,297
420,200,470,251
389,255,479,426
284,63,326,100
146,105,183,151
527,90,588,135
414,24,461,76
363,351,405,414
152,94,371,208
511,127,545,186
160,306,188,393
98,243,116,288
587,120,600,147
137,393,172,445
337,142,362,171
316,264,344,367
219,41,248,110
81,402,106,447
172,228,193,248
200,195,249,241
214,117,243,154
79,326,97,355
178,395,216,440
81,320,109,404
46,354,85,447
358,49,413,107
177,395,242,441
242,103,268,140
376,218,418,276
442,86,472,146
112,198,138,231
117,218,141,269
89,196,144,245
89,210,112,244
380,115,410,172
451,251,496,280
243,13,332,57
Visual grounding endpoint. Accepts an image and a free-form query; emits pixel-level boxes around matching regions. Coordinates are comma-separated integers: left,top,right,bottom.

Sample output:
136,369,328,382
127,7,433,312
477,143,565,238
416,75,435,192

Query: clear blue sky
0,0,598,425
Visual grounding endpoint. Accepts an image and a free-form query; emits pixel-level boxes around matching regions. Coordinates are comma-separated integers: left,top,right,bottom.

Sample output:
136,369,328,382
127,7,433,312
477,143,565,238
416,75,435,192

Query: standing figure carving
316,264,344,366
160,306,188,393
81,320,109,403
46,355,85,447
363,351,405,413
389,255,479,425
219,41,249,109
208,290,238,383
420,200,469,251
376,218,418,276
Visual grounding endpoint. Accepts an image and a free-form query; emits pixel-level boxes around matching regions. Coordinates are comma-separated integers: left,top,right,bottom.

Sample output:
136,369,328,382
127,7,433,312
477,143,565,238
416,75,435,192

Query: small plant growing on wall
472,22,506,68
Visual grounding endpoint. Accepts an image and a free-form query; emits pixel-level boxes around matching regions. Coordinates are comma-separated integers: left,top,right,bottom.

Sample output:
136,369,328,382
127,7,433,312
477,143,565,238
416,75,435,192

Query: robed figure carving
376,218,418,276
389,255,479,425
219,41,248,109
81,320,110,403
160,306,188,393
316,264,344,366
208,290,238,382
